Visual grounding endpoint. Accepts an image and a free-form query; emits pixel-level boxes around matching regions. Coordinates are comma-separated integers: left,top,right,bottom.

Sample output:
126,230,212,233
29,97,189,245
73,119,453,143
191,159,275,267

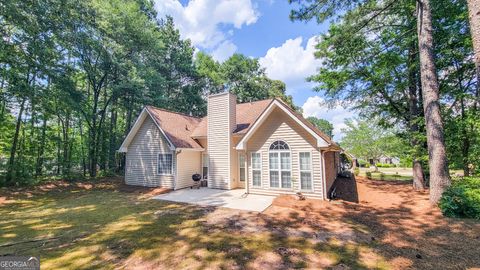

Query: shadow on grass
1,177,479,269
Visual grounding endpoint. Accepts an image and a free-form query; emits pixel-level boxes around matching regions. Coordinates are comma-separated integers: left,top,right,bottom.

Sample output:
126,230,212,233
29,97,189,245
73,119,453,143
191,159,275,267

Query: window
202,154,208,179
158,153,173,175
269,141,291,188
239,154,246,181
269,140,289,150
299,152,312,190
251,152,261,187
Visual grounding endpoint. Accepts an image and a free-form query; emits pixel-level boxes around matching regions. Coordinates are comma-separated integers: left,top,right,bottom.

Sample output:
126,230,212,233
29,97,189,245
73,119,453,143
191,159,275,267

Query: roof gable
119,97,339,152
119,106,203,152
236,99,340,150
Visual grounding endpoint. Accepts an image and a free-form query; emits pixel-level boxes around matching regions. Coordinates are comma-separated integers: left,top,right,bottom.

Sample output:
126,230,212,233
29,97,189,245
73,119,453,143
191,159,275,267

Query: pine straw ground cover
0,177,479,269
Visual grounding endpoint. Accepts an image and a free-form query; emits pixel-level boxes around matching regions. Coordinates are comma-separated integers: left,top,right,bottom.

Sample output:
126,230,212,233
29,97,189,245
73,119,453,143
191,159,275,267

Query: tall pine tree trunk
109,103,117,170
6,98,26,184
79,121,87,177
467,0,480,102
417,0,450,203
408,38,426,190
35,114,48,177
460,97,471,176
62,112,71,175
0,67,6,123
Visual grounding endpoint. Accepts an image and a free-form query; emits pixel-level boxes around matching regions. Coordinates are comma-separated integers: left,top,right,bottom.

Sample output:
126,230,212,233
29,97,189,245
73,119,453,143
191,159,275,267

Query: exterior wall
324,151,337,195
207,93,235,189
230,137,242,188
229,96,238,188
245,107,324,198
175,150,202,190
125,116,175,188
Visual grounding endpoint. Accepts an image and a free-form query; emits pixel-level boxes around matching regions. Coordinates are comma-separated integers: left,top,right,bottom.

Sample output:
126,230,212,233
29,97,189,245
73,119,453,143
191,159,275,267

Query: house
118,92,341,199
368,155,400,166
378,155,400,165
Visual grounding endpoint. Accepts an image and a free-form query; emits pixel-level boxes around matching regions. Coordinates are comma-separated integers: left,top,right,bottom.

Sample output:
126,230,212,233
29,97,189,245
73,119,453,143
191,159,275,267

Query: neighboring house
378,155,400,165
119,93,341,199
368,155,400,166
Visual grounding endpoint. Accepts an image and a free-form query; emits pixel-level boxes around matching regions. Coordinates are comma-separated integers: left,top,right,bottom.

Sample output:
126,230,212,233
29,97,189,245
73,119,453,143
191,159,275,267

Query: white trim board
235,100,330,150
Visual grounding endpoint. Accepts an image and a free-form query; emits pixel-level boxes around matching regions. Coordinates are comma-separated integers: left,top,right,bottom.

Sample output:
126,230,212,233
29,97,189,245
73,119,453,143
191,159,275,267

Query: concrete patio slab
153,188,275,212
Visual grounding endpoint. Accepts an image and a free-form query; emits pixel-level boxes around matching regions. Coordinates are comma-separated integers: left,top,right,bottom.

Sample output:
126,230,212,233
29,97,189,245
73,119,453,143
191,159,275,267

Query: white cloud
259,36,321,93
211,40,237,62
302,96,355,140
154,0,259,60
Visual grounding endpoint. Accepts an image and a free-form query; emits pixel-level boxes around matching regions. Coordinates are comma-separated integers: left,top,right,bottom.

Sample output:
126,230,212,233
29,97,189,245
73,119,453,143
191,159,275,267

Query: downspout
246,151,249,195
174,149,182,190
321,150,327,200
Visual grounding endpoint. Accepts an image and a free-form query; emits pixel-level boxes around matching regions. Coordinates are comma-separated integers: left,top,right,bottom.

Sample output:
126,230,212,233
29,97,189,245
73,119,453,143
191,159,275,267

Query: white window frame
238,153,246,182
268,141,292,189
298,151,314,191
251,152,262,187
202,153,209,180
157,152,173,175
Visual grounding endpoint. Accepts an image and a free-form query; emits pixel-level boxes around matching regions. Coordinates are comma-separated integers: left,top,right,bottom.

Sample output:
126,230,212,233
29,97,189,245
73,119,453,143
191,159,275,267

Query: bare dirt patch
267,176,480,269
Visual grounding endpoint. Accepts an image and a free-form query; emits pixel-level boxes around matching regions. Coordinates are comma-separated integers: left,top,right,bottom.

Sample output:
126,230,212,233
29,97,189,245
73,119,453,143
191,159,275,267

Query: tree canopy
306,116,334,138
0,0,295,185
289,0,479,190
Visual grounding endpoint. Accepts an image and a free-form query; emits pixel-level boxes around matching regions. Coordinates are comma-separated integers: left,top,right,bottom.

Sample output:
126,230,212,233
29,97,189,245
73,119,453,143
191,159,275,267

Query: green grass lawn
359,171,412,181
0,181,389,269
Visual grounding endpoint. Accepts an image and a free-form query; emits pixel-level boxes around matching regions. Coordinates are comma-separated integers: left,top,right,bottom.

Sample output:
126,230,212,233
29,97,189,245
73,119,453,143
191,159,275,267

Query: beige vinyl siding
324,151,337,194
125,116,175,188
230,137,241,188
229,96,238,188
246,107,323,198
175,150,202,189
207,93,234,189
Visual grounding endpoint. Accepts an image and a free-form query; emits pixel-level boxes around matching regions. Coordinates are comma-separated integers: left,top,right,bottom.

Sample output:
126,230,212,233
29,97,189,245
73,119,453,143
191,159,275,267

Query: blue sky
154,0,354,139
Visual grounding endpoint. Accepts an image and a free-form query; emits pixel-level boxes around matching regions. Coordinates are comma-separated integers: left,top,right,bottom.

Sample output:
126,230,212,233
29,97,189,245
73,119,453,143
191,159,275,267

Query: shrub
439,177,480,220
366,172,372,179
358,159,368,168
376,163,396,168
354,167,360,176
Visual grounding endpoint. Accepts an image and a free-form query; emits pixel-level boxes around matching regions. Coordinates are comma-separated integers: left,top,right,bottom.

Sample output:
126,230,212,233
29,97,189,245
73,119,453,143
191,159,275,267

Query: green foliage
306,116,333,138
0,0,296,185
357,159,368,168
289,0,478,176
353,167,360,176
376,163,396,168
366,171,372,179
340,119,408,163
439,177,480,219
195,53,297,109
